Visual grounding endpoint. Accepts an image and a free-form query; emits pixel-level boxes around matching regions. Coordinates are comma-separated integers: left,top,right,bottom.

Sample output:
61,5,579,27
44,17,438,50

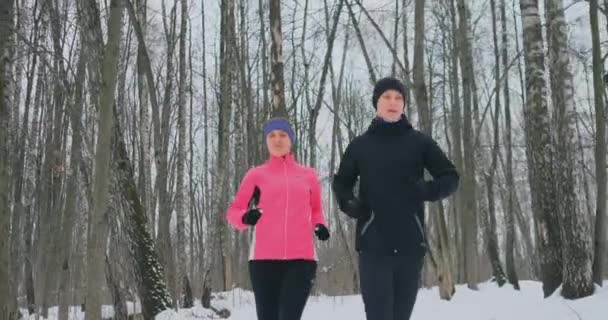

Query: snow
20,280,608,319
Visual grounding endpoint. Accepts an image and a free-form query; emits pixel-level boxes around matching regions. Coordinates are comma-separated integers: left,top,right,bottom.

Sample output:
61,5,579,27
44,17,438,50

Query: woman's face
266,130,292,157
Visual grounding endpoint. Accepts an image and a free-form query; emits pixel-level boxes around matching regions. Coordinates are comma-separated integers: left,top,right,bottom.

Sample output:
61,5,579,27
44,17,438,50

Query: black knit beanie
372,77,407,109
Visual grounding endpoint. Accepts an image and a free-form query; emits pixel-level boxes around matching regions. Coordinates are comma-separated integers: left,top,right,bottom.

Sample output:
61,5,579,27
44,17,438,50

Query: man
332,77,459,320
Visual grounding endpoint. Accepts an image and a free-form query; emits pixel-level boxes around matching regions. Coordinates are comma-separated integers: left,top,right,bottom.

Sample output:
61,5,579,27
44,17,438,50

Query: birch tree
545,0,594,299
519,0,562,298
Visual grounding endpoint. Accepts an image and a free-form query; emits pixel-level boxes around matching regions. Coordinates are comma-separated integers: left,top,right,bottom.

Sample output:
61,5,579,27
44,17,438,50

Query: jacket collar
367,114,413,136
266,152,297,168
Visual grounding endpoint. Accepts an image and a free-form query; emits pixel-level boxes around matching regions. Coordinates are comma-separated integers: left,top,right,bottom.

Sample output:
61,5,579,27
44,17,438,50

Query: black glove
343,198,369,219
242,208,262,226
314,224,330,241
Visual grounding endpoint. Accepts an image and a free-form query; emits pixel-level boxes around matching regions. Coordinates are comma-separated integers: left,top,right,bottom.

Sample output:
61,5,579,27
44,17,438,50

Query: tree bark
85,0,124,319
269,0,288,117
136,0,154,232
456,0,479,290
501,0,519,290
215,0,237,291
58,39,87,320
0,0,15,317
519,0,562,298
485,0,506,287
545,0,594,299
175,0,190,307
589,0,607,287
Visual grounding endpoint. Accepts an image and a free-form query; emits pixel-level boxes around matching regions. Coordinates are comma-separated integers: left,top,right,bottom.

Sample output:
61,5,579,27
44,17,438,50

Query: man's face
376,89,405,122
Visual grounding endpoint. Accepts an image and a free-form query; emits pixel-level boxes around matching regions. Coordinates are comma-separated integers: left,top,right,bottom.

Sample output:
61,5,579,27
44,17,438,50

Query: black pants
249,260,317,320
359,251,423,320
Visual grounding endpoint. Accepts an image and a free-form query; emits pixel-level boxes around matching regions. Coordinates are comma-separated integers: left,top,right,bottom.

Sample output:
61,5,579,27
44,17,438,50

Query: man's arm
419,135,460,202
332,142,361,217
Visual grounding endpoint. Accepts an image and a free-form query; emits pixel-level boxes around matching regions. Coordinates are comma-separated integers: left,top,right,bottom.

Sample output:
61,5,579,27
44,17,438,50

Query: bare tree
58,37,87,320
545,0,594,299
501,0,519,290
446,0,465,283
456,0,479,290
519,0,562,298
309,0,344,168
85,0,124,319
214,0,237,291
589,0,607,286
0,0,15,318
157,0,178,299
175,0,191,307
136,0,154,231
484,0,506,287
345,0,376,85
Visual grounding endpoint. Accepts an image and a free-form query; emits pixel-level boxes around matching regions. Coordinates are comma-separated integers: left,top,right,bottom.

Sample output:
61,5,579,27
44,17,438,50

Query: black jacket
332,116,459,257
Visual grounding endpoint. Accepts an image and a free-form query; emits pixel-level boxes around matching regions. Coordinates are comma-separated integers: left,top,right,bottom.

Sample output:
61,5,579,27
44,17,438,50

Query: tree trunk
157,0,178,300
589,0,607,287
519,0,562,298
401,0,411,100
175,0,190,307
58,41,87,320
269,0,288,117
391,0,399,76
485,0,506,287
136,0,154,232
447,0,465,284
111,106,173,317
39,3,69,315
104,253,128,320
456,0,478,290
85,1,124,319
215,0,237,291
0,0,14,317
501,0,519,290
545,0,594,299
413,0,430,133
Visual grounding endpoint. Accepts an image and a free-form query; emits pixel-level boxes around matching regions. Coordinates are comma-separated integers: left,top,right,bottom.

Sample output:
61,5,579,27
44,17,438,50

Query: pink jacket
226,153,326,260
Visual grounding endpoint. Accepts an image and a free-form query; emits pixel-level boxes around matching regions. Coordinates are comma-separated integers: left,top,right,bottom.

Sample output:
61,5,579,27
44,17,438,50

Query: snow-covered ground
21,280,608,319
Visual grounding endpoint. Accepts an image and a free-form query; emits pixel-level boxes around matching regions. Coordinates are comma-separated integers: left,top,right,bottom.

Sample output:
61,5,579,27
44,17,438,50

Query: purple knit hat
263,118,295,143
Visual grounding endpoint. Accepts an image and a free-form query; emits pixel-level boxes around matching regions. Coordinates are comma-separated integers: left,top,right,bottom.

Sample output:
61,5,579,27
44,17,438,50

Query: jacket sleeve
421,135,460,202
309,169,326,228
332,141,359,213
226,168,257,230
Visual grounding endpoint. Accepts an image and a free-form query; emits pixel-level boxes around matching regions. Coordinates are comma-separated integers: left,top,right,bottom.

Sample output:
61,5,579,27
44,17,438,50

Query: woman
226,117,330,320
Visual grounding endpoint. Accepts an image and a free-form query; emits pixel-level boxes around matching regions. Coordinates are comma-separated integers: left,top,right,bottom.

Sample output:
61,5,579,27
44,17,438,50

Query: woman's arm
226,169,258,230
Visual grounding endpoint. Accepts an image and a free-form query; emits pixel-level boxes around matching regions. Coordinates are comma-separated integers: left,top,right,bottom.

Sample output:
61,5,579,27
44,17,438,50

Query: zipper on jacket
361,211,375,236
413,214,427,249
283,160,289,259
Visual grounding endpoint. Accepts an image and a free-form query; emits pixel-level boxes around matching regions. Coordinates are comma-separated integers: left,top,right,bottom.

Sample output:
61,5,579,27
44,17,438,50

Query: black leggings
359,251,423,320
248,260,317,320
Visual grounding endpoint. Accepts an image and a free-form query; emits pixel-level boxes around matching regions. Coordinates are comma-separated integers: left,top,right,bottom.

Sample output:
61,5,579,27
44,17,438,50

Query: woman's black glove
242,208,262,226
314,224,330,241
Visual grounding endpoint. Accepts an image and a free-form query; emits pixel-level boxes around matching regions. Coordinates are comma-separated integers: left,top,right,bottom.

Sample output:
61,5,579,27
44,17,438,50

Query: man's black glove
242,208,262,226
343,198,369,219
314,224,330,241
